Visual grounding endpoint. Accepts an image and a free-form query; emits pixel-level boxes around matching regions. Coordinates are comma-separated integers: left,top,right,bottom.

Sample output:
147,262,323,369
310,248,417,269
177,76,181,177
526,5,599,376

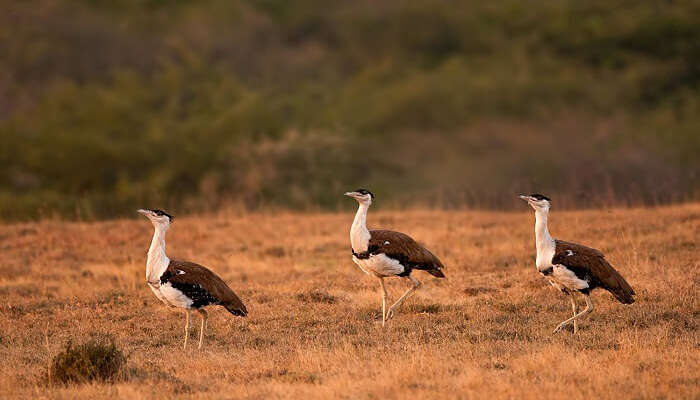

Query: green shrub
1,0,698,219
49,340,126,385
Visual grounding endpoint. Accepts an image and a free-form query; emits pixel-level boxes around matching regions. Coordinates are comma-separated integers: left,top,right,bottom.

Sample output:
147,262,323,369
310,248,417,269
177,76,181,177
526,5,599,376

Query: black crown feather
529,194,551,201
354,188,374,199
151,209,174,221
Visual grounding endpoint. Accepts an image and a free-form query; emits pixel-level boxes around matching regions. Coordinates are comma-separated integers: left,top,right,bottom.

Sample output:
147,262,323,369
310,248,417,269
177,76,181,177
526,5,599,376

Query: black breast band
352,249,371,259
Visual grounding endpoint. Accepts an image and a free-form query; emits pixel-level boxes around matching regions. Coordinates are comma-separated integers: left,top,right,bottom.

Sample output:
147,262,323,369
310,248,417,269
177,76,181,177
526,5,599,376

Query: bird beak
344,192,358,198
137,209,150,216
519,195,532,202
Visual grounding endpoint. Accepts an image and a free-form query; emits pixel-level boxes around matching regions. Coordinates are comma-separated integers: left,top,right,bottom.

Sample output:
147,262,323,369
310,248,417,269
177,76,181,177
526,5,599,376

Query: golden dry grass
0,204,698,399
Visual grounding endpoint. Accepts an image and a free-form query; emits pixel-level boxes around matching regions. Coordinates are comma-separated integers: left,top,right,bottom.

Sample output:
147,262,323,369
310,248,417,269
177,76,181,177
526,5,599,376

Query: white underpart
145,221,173,305
552,265,589,290
350,200,405,277
159,282,194,308
533,206,588,291
148,285,168,304
353,253,405,277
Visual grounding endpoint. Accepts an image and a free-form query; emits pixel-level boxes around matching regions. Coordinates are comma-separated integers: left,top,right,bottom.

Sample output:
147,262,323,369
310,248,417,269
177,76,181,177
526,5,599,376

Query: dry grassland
0,204,698,399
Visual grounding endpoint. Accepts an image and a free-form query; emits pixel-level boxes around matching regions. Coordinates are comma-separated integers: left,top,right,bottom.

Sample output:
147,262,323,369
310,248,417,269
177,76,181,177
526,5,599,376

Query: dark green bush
1,0,698,219
49,340,126,385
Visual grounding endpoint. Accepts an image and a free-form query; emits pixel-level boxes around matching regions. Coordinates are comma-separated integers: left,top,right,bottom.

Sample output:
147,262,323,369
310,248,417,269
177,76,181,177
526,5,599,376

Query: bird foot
553,322,580,334
386,309,395,321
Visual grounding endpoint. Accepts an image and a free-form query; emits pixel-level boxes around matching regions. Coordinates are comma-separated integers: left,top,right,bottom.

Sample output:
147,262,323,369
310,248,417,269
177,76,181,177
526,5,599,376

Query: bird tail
427,268,446,278
224,302,248,317
612,281,635,304
607,271,636,304
222,291,248,317
414,246,446,278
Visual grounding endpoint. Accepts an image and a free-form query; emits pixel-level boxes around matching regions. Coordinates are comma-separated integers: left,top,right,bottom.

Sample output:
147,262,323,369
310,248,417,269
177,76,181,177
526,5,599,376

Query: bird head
519,193,551,211
137,209,174,228
344,188,374,206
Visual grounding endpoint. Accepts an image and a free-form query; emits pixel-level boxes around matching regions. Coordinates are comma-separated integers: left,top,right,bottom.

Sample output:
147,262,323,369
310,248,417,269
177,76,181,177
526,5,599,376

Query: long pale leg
197,309,208,349
386,276,421,321
554,294,593,334
379,277,388,327
183,309,192,349
570,294,579,334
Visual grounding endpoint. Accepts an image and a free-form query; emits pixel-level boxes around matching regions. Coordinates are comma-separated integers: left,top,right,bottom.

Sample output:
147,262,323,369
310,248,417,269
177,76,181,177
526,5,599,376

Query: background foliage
1,0,699,219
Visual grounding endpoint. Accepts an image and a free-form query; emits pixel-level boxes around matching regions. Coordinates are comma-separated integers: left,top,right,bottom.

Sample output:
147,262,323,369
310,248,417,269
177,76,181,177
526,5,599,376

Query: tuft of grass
412,304,442,314
273,369,320,384
464,287,498,296
296,290,336,304
49,340,126,385
263,246,287,258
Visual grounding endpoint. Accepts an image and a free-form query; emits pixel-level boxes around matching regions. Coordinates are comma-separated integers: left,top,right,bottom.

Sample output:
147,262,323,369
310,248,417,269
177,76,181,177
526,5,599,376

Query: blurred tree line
1,0,699,220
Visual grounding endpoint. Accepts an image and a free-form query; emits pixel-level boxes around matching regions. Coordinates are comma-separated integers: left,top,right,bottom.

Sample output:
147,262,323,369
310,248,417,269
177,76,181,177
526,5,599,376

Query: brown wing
369,230,445,277
165,260,248,316
553,240,635,304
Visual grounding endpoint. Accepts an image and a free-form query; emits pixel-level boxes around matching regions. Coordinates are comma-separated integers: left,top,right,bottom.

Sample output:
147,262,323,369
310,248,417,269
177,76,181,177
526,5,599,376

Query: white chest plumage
349,203,371,252
536,244,570,292
148,283,169,304
146,249,171,304
535,245,555,271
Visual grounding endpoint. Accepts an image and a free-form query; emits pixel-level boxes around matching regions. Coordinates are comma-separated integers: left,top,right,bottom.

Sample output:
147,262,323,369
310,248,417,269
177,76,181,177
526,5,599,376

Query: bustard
137,209,247,349
345,189,446,326
520,194,635,333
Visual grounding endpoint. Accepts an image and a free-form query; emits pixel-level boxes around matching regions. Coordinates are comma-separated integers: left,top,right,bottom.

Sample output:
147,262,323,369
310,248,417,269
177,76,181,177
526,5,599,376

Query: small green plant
49,340,126,385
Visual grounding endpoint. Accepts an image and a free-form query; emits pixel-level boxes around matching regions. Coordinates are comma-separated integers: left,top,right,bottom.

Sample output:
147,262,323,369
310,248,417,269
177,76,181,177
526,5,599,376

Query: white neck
534,208,555,269
534,209,554,248
146,224,170,284
350,202,371,252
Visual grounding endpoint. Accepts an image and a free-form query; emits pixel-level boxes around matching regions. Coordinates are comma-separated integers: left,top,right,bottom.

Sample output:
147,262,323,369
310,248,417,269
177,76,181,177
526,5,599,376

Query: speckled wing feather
553,240,635,304
162,260,248,316
368,230,445,277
